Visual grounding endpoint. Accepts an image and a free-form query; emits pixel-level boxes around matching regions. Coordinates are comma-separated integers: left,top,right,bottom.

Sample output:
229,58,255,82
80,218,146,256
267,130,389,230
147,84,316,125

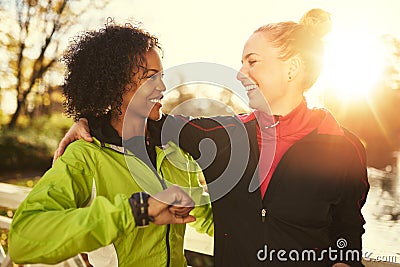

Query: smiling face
124,48,165,121
116,48,166,137
237,32,303,115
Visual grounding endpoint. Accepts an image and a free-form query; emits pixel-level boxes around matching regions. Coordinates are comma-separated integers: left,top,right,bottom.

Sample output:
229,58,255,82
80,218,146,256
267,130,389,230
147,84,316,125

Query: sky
92,0,400,69
2,0,400,113
77,0,400,107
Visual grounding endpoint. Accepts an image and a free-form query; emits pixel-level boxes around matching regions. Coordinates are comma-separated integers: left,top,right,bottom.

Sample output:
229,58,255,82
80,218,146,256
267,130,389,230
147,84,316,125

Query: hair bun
299,9,332,39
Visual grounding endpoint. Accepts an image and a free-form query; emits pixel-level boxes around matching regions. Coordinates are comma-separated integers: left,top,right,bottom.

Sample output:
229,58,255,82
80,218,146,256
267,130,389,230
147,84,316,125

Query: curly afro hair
61,19,161,121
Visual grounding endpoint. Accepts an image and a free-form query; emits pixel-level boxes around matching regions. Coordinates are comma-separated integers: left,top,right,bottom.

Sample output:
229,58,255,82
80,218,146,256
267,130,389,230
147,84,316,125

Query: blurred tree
381,34,400,91
162,84,250,117
0,0,108,129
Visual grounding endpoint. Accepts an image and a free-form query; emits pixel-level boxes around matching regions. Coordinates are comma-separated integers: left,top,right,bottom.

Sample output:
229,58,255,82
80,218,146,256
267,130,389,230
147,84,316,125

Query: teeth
149,99,162,103
245,84,258,91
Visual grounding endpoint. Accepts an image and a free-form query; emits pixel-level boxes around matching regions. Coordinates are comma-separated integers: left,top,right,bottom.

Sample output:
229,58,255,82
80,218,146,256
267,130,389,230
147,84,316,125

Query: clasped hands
148,185,197,225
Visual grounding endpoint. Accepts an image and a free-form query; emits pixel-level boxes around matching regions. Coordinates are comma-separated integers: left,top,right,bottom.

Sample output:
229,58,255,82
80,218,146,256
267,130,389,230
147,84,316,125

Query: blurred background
0,0,399,265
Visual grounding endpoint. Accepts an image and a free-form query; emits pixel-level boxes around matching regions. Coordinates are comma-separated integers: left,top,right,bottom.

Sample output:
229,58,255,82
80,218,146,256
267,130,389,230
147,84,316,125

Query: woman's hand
148,185,196,225
53,118,93,164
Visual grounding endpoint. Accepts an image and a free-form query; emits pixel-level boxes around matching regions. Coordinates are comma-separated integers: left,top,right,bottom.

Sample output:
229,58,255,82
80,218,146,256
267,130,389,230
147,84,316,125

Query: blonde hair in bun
299,8,332,39
255,8,331,91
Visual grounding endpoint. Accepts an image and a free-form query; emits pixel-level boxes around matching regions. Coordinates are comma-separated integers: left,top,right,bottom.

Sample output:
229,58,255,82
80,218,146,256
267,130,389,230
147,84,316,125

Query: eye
145,72,164,81
145,73,157,80
248,60,257,65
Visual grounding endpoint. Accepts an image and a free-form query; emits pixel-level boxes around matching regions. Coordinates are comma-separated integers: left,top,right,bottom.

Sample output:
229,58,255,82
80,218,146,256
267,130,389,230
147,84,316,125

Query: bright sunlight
321,28,387,102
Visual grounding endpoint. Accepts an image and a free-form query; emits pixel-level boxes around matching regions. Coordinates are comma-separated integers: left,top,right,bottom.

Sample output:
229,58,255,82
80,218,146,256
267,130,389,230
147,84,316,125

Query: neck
111,112,146,140
269,95,304,116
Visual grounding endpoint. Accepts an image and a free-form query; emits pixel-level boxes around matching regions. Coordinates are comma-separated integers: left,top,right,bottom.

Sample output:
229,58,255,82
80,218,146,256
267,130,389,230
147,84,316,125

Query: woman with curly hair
55,9,369,267
8,20,213,267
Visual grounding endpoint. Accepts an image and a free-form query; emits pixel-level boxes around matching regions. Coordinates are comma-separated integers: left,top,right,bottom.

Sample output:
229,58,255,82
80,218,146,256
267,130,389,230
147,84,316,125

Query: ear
287,55,302,81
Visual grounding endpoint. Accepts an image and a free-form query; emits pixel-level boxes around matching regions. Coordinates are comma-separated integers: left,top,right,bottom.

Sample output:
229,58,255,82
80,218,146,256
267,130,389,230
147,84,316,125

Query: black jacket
149,112,369,267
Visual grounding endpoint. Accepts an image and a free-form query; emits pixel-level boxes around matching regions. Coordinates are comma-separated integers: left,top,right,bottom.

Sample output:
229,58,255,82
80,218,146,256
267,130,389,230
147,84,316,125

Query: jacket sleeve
329,132,370,266
8,142,135,264
148,114,239,161
189,195,214,237
184,156,214,236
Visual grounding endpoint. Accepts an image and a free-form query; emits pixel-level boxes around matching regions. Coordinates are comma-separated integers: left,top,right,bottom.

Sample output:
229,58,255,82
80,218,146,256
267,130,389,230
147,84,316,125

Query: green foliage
0,0,109,129
0,114,73,173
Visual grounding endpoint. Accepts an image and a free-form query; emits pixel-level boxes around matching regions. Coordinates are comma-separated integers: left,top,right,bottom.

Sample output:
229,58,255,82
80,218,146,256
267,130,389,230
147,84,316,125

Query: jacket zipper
105,140,172,265
261,208,267,222
260,115,280,223
159,169,171,267
166,224,171,267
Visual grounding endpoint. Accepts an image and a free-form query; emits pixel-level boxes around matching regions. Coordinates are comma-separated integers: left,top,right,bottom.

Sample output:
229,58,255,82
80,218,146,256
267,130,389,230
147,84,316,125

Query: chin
248,100,258,110
249,98,270,112
148,111,162,121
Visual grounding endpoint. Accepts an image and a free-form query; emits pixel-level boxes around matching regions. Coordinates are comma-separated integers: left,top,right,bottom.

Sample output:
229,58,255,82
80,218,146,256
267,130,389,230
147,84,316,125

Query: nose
236,65,248,82
156,77,166,92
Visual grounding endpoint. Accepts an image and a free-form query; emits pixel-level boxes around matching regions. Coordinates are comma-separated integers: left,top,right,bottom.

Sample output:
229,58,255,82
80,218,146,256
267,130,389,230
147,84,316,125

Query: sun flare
321,29,387,101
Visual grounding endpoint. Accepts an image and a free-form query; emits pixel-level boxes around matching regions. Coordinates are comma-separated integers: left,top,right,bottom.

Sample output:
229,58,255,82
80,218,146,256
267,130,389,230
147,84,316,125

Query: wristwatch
129,192,154,227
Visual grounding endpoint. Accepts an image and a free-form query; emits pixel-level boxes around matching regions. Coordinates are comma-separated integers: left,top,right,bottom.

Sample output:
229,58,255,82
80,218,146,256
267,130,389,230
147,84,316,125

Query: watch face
130,192,151,227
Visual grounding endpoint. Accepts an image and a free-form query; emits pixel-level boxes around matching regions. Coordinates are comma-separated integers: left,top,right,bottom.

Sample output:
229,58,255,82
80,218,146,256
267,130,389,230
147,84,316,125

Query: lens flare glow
321,30,387,101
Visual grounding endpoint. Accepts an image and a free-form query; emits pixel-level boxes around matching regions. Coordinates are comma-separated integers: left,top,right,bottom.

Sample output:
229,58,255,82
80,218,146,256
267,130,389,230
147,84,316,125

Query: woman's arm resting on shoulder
53,118,93,163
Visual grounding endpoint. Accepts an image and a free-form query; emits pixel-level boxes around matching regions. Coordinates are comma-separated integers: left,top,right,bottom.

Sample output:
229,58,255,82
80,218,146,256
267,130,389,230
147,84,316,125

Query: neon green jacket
9,138,213,267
